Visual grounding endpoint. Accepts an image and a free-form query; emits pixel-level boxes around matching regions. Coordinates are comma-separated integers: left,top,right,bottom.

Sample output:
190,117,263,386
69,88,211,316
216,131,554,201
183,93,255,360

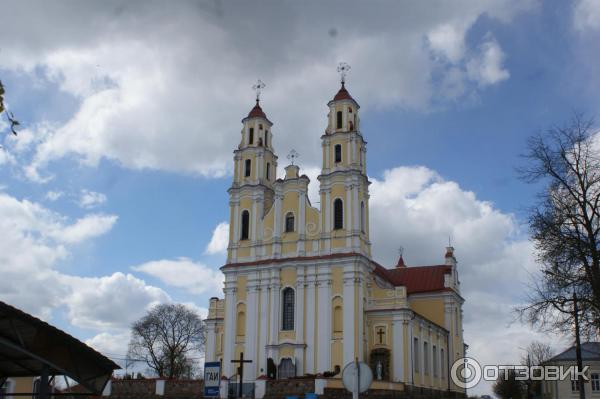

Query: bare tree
520,341,554,366
128,303,205,379
517,115,600,337
493,369,523,399
520,341,554,398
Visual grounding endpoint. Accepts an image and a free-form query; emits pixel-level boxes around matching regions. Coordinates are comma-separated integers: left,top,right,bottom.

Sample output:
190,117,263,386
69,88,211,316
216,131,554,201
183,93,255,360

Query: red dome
247,100,267,119
332,82,355,102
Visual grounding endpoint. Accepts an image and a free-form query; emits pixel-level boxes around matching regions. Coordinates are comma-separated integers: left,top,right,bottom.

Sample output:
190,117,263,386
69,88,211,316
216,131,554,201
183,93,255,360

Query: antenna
337,62,351,84
252,79,266,101
287,149,300,165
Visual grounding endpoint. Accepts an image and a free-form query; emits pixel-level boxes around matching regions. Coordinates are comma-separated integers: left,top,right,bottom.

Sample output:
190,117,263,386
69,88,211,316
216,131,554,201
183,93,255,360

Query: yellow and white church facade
205,77,465,394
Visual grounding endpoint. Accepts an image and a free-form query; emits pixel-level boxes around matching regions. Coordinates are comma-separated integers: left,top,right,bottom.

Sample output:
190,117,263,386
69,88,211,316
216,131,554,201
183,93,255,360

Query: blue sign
204,361,221,397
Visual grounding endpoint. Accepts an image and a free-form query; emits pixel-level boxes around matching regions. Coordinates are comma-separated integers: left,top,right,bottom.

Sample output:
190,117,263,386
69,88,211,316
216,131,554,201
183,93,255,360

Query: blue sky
1,0,600,395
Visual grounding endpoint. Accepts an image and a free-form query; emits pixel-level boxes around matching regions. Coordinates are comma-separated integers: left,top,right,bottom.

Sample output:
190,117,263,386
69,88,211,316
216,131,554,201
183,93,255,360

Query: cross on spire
398,246,404,258
337,62,351,85
287,149,299,165
252,79,266,101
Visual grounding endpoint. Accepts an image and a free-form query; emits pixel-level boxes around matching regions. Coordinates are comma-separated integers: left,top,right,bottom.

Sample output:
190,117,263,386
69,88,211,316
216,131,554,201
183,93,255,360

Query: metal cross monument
252,79,266,101
231,352,252,398
287,149,300,165
337,62,351,84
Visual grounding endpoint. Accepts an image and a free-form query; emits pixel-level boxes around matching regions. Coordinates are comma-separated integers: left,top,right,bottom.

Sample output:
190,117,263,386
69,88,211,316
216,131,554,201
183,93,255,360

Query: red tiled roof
372,261,451,294
247,100,267,119
332,82,355,102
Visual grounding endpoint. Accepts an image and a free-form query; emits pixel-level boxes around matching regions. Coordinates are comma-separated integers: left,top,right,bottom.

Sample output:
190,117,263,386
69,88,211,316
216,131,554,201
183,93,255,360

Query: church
205,69,465,396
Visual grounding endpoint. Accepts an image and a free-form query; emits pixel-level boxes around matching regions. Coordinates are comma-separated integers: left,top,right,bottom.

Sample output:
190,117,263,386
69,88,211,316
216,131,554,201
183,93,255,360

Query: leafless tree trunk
128,303,206,379
517,115,600,337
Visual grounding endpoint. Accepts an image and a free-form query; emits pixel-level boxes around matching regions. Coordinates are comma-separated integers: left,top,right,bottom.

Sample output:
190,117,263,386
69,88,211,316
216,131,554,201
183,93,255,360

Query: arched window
333,305,343,333
334,199,343,230
361,201,365,233
336,111,342,129
264,131,268,147
266,163,271,180
236,311,246,336
249,128,254,145
285,212,295,233
241,210,250,240
244,159,251,177
334,144,342,163
281,287,295,331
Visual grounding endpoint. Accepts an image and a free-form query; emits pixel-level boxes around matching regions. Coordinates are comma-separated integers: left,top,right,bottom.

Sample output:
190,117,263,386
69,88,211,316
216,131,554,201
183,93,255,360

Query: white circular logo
451,357,482,389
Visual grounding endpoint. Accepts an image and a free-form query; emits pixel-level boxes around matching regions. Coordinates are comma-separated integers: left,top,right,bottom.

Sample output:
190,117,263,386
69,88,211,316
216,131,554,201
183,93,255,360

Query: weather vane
252,79,266,101
287,149,300,165
337,62,351,84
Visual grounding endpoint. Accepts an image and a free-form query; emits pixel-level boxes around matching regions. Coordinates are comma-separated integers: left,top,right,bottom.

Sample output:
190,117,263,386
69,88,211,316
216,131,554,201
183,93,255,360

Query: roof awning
0,300,120,395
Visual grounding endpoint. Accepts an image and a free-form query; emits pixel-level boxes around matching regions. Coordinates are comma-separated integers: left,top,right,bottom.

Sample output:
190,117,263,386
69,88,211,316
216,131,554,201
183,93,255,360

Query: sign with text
204,362,221,397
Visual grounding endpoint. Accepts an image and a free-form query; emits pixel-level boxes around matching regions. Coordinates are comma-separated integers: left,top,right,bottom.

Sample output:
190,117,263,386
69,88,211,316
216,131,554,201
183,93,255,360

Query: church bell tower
318,63,371,256
228,80,277,263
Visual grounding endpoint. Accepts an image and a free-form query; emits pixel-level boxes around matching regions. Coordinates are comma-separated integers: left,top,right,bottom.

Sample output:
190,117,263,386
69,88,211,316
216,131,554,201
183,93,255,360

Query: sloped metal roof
0,300,119,394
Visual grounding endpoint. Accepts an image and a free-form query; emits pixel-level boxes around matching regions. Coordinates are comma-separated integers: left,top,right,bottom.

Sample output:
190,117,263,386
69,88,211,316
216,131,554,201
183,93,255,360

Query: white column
429,329,434,382
352,185,360,250
258,275,269,375
250,199,258,258
345,185,352,248
231,199,240,262
392,316,404,382
357,271,364,362
419,322,424,386
342,266,355,366
407,319,413,385
223,279,237,377
268,270,281,347
205,320,217,362
294,271,305,375
245,273,259,379
273,193,283,257
305,269,317,374
316,268,331,373
297,190,306,256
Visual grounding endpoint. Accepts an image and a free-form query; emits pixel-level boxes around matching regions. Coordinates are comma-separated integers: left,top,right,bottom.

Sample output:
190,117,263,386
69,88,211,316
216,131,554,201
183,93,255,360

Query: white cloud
78,189,107,209
50,214,117,244
45,190,63,201
205,222,229,255
60,272,169,330
368,166,565,395
133,257,224,296
86,331,131,358
574,0,600,31
0,1,531,180
0,191,170,335
466,34,510,87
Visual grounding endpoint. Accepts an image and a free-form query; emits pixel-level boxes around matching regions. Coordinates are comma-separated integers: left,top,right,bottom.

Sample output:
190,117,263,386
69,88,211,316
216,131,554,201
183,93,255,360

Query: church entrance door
277,358,295,379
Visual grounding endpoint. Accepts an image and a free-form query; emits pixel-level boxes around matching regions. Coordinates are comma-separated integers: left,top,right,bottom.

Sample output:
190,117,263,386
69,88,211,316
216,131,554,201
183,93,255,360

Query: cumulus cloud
78,189,107,209
466,34,510,87
50,214,117,244
0,191,170,334
0,1,531,180
205,222,229,255
132,257,224,296
45,190,63,201
368,166,565,394
574,0,600,31
60,272,169,330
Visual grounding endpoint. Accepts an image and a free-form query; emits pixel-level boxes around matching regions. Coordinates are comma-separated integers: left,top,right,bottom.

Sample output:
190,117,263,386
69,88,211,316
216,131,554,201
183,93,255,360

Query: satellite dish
342,360,373,395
